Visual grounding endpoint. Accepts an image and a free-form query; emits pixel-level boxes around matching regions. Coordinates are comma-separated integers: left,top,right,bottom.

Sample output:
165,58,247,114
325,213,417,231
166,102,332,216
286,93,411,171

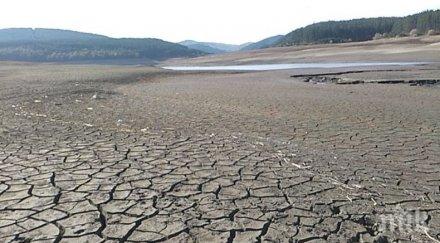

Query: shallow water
162,62,424,71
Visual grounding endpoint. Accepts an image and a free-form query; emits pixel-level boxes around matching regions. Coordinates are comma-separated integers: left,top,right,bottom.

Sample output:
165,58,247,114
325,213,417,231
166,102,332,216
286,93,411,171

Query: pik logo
378,205,438,241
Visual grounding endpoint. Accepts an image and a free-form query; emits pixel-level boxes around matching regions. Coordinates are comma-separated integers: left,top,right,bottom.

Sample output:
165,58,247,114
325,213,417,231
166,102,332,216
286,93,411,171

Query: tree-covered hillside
390,10,440,35
0,28,204,62
276,10,440,46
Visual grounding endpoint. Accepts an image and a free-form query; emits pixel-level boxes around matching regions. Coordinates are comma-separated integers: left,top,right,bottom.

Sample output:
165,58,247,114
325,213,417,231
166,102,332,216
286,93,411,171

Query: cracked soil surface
0,62,439,242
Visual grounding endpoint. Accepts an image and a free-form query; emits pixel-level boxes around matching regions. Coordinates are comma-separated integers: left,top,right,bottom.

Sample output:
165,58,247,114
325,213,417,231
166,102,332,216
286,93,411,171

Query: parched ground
0,62,439,242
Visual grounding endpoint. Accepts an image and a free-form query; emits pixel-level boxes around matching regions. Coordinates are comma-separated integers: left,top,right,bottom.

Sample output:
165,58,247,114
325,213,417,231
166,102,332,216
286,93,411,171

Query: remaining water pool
162,62,425,71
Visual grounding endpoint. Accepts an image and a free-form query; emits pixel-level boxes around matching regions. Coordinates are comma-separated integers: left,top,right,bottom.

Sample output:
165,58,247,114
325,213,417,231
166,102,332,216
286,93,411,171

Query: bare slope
164,36,440,66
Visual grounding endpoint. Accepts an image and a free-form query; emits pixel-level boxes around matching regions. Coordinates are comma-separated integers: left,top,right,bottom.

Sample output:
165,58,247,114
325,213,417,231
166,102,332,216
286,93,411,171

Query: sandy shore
164,36,440,66
0,58,439,242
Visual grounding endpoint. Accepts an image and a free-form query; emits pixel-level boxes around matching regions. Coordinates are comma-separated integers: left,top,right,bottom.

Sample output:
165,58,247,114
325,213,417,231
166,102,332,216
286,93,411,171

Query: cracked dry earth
0,63,440,242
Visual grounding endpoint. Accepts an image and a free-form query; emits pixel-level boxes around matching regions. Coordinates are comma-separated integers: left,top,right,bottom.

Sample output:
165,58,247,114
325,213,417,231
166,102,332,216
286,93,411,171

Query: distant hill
179,40,251,53
182,43,225,54
240,35,284,51
275,9,440,46
0,28,204,62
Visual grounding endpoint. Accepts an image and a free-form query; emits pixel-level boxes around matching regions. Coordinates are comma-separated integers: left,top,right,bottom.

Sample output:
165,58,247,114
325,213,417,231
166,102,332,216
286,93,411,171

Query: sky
1,0,439,44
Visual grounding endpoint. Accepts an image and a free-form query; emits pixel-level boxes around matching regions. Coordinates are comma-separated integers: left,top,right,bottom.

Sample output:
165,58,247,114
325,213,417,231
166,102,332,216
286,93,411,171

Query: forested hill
0,28,204,62
276,10,440,46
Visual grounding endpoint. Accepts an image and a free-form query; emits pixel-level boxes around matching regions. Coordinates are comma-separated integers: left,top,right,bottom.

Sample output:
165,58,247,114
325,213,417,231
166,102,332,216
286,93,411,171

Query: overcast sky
1,0,439,44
